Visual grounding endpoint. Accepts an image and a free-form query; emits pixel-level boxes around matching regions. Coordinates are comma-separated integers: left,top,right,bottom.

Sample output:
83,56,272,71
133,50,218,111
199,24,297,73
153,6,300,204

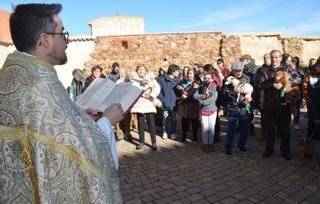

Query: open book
76,78,143,114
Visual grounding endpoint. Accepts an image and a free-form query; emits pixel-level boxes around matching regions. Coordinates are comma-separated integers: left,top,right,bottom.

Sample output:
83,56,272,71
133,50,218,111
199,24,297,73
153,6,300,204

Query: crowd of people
69,50,320,164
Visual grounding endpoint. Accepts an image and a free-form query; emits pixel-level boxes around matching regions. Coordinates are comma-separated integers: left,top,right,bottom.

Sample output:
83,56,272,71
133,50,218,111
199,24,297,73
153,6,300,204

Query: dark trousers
119,113,131,137
137,113,156,144
181,117,198,140
215,114,220,135
307,102,315,137
265,104,291,155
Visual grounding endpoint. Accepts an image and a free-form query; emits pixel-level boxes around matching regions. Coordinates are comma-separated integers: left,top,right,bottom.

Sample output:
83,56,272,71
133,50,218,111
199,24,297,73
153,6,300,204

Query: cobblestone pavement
117,111,320,204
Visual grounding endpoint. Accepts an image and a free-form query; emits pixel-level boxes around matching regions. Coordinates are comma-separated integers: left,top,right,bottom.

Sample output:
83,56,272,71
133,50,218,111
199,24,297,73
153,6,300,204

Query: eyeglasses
45,31,69,44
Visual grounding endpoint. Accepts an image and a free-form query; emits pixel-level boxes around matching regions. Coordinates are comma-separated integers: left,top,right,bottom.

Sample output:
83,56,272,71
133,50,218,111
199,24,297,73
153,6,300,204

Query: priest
0,3,123,203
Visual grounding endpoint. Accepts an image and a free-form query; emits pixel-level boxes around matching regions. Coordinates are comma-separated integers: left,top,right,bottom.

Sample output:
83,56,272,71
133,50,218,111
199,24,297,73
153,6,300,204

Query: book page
99,82,142,112
76,78,116,111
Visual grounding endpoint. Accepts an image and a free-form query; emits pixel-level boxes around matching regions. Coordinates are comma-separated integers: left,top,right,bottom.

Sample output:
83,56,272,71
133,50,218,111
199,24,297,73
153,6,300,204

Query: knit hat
231,62,244,71
239,54,252,61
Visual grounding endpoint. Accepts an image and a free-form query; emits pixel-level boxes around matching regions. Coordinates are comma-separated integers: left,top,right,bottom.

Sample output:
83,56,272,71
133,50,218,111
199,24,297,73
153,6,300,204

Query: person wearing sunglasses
0,3,122,203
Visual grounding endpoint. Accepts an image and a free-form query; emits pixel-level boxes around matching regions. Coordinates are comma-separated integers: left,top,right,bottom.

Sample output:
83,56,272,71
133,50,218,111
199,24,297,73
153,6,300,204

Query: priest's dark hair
10,3,62,52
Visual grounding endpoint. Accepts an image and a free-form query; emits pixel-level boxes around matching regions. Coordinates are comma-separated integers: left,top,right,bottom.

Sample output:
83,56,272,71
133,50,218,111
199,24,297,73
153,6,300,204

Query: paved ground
117,110,320,204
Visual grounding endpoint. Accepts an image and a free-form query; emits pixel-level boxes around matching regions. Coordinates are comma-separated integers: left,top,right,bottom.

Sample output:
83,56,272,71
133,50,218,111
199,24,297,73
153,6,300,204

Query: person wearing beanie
222,62,251,156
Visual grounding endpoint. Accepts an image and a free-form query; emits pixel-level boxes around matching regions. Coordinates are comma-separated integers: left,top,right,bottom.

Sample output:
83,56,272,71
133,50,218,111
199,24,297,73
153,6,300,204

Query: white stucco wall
0,44,15,67
239,35,283,66
302,40,320,65
55,37,95,88
90,16,144,36
0,39,94,88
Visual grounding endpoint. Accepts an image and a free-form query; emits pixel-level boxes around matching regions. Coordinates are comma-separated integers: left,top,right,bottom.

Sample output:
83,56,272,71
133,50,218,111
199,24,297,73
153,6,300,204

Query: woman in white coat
131,64,161,150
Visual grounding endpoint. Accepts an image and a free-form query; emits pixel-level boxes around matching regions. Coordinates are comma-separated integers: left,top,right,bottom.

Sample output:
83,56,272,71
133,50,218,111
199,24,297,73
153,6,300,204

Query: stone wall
85,32,223,74
1,32,320,88
282,37,304,61
220,35,241,65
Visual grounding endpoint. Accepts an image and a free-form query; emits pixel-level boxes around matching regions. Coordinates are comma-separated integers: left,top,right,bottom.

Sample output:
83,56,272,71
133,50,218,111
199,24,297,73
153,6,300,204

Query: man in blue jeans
157,64,181,139
222,62,251,155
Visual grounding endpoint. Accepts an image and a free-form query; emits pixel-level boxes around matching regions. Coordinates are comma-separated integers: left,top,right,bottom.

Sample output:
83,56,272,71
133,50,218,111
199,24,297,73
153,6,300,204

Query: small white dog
225,76,253,102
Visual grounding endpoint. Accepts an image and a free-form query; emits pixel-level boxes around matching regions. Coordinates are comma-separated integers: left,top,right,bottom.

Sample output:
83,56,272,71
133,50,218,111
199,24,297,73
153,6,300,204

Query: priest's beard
49,50,68,65
59,54,67,65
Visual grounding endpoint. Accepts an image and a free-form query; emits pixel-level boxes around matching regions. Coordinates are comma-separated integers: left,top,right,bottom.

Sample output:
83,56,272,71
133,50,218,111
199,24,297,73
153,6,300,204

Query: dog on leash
299,137,312,160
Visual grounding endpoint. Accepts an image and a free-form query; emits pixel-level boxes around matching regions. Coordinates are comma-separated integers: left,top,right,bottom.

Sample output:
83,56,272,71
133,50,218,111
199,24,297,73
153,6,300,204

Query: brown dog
299,137,312,160
274,71,291,91
273,71,301,116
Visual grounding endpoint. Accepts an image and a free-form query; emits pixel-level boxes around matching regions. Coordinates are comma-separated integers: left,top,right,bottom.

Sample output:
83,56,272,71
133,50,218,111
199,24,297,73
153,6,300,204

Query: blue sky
1,0,319,36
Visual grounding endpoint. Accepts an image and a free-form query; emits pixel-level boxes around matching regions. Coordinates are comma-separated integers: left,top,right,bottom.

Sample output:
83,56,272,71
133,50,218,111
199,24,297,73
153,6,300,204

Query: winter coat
243,60,257,85
312,80,320,121
130,72,160,114
222,74,250,117
176,79,200,119
69,78,84,102
311,80,320,140
83,74,106,93
194,83,218,113
108,73,118,82
253,65,295,113
302,70,320,102
157,74,181,111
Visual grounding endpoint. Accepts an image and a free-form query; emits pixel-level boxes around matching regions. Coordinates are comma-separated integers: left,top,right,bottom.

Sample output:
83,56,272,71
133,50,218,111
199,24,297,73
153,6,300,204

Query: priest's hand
84,108,101,121
102,103,124,125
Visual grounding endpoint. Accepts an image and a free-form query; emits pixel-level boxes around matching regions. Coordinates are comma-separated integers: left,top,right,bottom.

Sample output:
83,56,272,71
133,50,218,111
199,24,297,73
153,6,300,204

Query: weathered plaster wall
239,35,283,65
55,37,95,87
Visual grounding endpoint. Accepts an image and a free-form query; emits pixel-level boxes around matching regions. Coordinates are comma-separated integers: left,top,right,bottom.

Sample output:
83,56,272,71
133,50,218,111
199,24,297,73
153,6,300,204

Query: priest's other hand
84,108,101,121
102,103,124,125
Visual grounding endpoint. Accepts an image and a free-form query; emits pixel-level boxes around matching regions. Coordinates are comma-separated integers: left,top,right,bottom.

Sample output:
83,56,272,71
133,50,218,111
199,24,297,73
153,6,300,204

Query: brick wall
0,9,12,43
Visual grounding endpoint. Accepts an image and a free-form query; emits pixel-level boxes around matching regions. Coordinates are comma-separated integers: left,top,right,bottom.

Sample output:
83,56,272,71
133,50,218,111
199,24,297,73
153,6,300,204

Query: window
122,41,128,49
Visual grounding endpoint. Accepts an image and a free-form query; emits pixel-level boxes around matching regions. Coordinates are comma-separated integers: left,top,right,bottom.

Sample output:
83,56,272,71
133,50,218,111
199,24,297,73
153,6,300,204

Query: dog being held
299,137,312,160
273,71,301,116
225,76,253,103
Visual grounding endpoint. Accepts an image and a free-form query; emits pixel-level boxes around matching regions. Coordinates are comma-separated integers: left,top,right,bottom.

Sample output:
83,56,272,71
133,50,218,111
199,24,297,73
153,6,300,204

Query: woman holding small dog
131,64,161,151
194,72,218,152
176,69,200,142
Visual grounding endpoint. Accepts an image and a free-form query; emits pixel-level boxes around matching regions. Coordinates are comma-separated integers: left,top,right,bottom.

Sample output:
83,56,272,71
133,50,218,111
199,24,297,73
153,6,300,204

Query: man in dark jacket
312,78,320,165
252,53,271,141
158,64,181,139
255,50,293,160
222,62,251,156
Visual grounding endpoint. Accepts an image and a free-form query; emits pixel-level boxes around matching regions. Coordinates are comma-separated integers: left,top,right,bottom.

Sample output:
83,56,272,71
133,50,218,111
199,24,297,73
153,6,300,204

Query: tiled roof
69,36,95,42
